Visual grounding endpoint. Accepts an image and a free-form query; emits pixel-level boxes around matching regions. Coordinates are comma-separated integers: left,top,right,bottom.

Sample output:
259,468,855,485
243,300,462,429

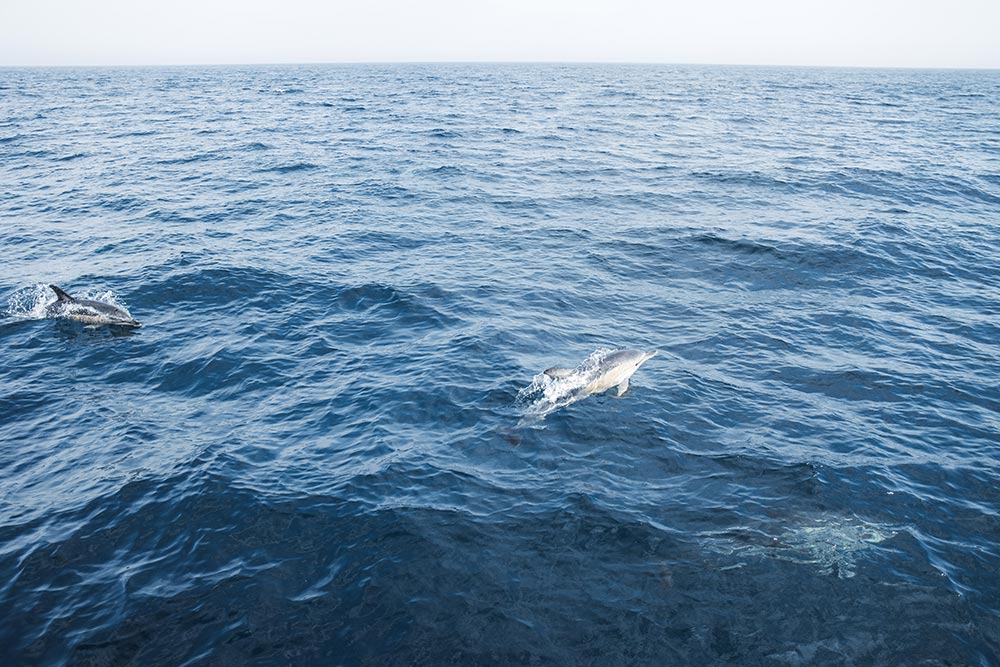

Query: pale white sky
1,0,998,68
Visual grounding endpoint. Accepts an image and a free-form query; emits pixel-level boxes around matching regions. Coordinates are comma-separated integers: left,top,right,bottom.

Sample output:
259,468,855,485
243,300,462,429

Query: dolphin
544,349,658,398
516,349,658,427
45,285,141,327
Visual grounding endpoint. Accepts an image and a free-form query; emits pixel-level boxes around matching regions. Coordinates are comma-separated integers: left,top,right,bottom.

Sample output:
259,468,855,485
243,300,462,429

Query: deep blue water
1,64,999,665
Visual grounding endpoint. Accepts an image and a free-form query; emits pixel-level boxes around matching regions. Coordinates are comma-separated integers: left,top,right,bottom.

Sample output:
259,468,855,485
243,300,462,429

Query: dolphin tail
49,285,75,302
543,367,575,379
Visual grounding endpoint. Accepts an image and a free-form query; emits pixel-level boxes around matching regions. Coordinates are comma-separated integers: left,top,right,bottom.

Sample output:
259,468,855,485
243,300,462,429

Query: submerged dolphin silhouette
46,285,141,327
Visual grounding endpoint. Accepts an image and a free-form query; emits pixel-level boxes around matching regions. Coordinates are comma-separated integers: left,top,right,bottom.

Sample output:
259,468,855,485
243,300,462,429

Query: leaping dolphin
544,349,658,398
518,348,658,425
45,285,141,327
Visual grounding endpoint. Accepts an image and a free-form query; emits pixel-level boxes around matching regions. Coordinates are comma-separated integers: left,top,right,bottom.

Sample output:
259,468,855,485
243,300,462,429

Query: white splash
5,284,133,321
515,347,617,424
5,283,56,319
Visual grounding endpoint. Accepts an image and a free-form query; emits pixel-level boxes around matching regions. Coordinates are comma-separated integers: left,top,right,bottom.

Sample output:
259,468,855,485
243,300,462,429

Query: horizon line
1,59,999,72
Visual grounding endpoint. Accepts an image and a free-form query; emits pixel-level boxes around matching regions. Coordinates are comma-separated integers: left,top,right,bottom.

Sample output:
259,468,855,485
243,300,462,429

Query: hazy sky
2,0,998,68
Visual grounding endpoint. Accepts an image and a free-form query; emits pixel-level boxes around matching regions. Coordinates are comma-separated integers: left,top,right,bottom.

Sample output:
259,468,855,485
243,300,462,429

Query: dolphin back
599,349,648,369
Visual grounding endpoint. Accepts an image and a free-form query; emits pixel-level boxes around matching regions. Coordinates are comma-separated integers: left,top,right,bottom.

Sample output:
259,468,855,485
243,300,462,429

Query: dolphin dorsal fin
544,367,575,379
50,285,75,302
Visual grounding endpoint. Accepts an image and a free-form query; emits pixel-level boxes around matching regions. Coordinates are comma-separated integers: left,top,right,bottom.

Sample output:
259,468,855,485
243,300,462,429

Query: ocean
1,63,998,665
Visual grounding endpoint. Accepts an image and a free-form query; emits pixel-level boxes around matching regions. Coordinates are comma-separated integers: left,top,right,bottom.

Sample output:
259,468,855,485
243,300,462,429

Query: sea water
1,64,999,664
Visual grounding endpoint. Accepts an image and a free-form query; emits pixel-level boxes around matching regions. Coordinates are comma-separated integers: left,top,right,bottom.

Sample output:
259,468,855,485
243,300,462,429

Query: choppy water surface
1,64,999,665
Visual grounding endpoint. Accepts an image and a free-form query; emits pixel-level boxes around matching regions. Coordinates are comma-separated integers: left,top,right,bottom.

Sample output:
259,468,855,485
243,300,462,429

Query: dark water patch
332,282,461,332
870,116,911,125
422,164,464,177
110,129,158,138
96,194,148,213
332,229,432,255
685,233,878,282
766,363,914,406
690,233,781,256
691,169,799,193
140,265,310,311
487,195,548,217
153,346,299,398
355,179,414,200
257,162,320,174
11,148,53,159
727,113,764,124
930,176,1000,206
425,128,461,139
155,151,227,165
334,282,412,312
690,166,950,208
